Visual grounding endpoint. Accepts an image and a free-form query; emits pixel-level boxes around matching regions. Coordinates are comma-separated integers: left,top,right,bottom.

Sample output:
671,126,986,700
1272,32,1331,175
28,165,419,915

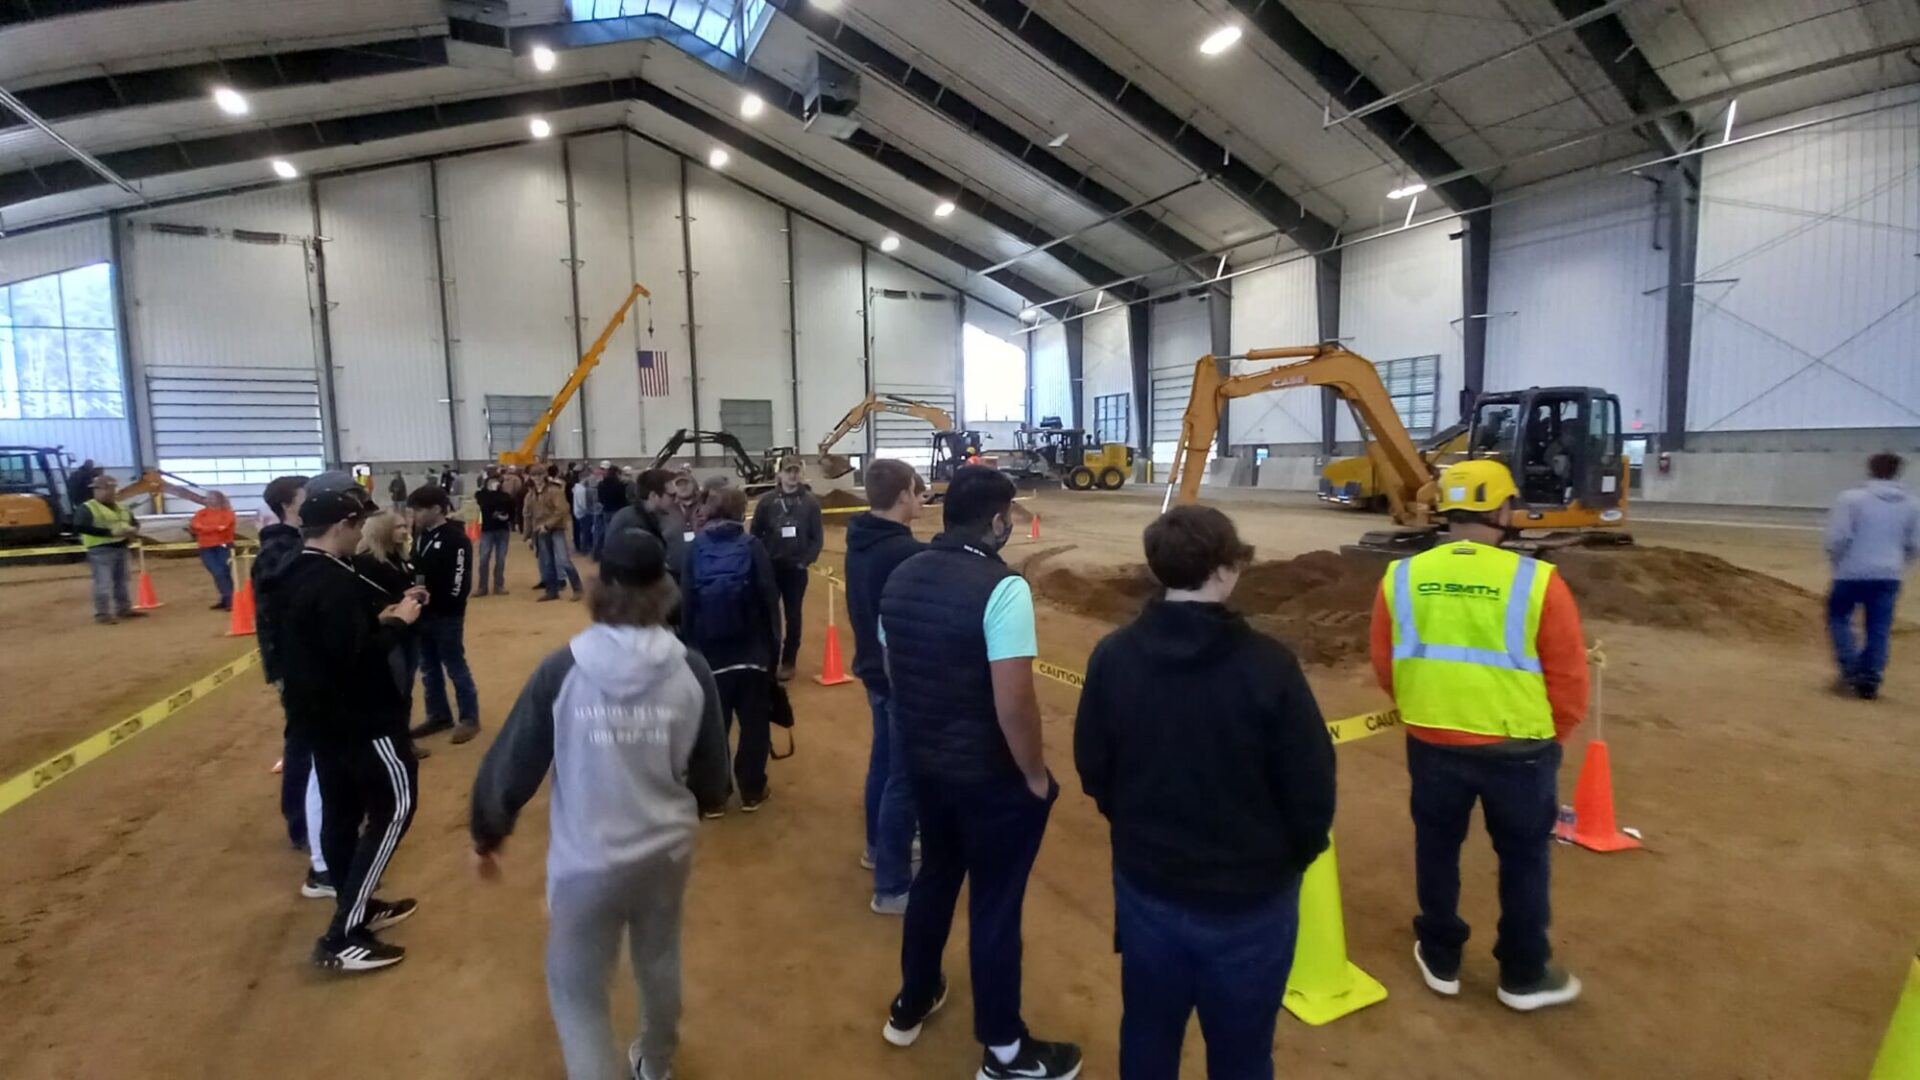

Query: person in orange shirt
189,491,239,610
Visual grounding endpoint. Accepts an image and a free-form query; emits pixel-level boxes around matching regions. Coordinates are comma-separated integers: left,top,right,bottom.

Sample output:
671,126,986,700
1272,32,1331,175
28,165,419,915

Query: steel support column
428,161,461,462
1460,211,1492,422
1127,302,1152,457
1315,251,1342,454
1064,317,1085,432
1662,160,1700,449
1209,288,1233,458
561,138,589,458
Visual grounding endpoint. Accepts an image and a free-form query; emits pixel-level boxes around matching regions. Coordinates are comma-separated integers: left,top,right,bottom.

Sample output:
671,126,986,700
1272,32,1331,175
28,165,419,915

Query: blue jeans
899,771,1056,1046
85,544,130,617
574,510,595,555
591,508,611,560
863,685,917,898
417,614,478,728
477,530,509,592
1114,872,1301,1080
1407,737,1561,986
536,529,582,597
1829,579,1900,690
198,544,233,606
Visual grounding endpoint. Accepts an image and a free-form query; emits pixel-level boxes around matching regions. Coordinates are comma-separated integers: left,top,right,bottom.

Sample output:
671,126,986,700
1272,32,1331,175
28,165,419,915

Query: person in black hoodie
406,485,479,744
473,475,516,597
254,474,333,897
750,457,825,682
843,458,927,914
267,471,425,972
680,485,781,814
1073,505,1336,1079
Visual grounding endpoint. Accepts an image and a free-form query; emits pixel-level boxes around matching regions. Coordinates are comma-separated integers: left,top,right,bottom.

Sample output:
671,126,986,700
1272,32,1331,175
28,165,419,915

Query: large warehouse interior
2,1,1918,1078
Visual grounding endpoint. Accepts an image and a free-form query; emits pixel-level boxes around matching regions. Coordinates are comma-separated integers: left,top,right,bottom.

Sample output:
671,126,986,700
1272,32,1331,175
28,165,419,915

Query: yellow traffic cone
1871,952,1920,1079
1283,837,1388,1026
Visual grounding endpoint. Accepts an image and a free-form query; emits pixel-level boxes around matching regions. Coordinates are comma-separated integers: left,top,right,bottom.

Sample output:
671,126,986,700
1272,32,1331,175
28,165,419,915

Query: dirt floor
1,492,1916,1079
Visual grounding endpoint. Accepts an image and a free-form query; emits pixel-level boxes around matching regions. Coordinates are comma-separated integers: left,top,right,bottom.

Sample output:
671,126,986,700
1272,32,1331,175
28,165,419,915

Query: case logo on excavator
1269,375,1309,389
1416,581,1503,599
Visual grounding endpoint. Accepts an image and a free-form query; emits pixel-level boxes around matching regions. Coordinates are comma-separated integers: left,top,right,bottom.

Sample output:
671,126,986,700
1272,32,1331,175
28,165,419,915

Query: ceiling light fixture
933,201,956,218
271,159,298,180
529,117,553,138
810,0,843,9
1386,182,1428,200
879,235,901,253
1198,26,1242,56
740,93,765,119
708,147,731,168
1020,307,1040,321
531,45,557,73
1046,132,1070,148
212,86,249,116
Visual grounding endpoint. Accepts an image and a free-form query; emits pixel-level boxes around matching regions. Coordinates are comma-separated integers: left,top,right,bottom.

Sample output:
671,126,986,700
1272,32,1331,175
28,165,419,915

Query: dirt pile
817,488,869,510
1027,544,1824,665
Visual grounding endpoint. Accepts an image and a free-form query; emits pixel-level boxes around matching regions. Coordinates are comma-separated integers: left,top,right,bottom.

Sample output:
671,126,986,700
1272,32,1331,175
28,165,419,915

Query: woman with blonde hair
355,512,425,749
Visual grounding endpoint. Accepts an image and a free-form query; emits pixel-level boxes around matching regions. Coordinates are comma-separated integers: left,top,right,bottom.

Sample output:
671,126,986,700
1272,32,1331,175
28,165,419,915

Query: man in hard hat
1369,459,1590,1012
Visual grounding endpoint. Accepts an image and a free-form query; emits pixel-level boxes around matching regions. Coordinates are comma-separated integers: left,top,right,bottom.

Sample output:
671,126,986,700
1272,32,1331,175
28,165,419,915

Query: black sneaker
1414,942,1460,996
1497,963,1583,1012
978,1036,1082,1080
301,868,336,899
312,930,405,973
450,723,480,745
364,897,417,933
741,788,770,813
408,718,454,739
1856,681,1880,701
882,976,948,1047
701,805,727,820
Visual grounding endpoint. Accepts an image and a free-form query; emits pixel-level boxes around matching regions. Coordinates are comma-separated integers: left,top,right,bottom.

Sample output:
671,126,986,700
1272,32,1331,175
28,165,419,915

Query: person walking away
1075,506,1335,1078
471,530,731,1080
255,476,330,897
387,471,408,512
877,465,1081,1080
751,457,824,682
844,459,928,915
1370,459,1588,1011
267,472,424,972
680,486,781,815
1826,452,1919,700
572,467,597,555
74,473,141,624
608,468,672,547
404,485,479,744
475,476,516,597
188,490,239,610
529,469,585,601
597,463,629,560
661,473,699,580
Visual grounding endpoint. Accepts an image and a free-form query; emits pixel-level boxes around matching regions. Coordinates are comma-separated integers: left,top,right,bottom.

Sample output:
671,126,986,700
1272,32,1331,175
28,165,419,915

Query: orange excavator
1165,344,1630,553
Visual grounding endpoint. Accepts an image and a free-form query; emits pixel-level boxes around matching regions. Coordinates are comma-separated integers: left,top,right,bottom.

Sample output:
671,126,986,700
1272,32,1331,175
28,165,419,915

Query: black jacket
353,551,414,601
750,487,824,567
598,474,630,514
411,519,472,618
253,523,305,684
475,488,516,533
1074,600,1336,901
271,549,413,744
843,512,924,689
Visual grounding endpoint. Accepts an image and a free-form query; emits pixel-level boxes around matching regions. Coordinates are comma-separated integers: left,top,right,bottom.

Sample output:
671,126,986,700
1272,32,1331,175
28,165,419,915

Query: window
719,398,774,454
568,0,773,57
963,324,1025,424
485,394,556,459
1093,392,1130,447
1376,355,1438,437
0,262,124,420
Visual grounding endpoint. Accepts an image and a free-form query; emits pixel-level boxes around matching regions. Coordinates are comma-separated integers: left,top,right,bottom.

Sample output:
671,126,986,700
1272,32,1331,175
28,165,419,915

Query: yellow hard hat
1435,459,1518,512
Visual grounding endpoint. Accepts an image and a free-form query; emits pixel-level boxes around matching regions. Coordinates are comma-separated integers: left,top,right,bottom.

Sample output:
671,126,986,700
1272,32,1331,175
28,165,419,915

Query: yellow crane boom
498,282,651,466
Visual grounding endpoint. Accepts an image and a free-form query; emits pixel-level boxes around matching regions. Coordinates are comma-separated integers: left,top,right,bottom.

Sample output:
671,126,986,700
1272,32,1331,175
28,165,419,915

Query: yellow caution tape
820,505,871,517
0,649,260,817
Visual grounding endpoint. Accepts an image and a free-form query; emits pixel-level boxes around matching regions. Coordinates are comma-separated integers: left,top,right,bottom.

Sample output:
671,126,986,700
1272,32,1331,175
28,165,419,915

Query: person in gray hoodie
470,529,729,1080
1826,452,1920,699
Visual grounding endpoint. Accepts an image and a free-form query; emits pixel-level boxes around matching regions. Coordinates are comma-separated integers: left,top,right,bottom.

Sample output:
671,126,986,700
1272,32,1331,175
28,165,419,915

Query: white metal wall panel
1487,173,1667,433
1690,89,1920,433
569,132,661,461
318,164,452,464
688,165,796,449
1081,305,1136,447
1338,224,1464,442
437,143,579,462
621,135,698,457
1030,322,1071,427
1148,296,1210,448
0,220,129,465
1227,258,1320,445
869,257,960,409
792,218,866,453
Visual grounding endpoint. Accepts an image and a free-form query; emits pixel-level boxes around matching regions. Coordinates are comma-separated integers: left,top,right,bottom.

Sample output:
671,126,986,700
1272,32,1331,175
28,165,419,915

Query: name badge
781,525,798,539
682,531,696,543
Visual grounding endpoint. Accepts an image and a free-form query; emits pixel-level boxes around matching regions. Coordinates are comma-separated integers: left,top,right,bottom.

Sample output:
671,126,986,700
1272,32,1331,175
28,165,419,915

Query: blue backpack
691,533,755,642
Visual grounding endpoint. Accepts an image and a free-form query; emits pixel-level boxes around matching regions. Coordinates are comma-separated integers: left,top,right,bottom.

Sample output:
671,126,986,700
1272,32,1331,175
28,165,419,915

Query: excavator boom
815,393,957,478
498,283,651,466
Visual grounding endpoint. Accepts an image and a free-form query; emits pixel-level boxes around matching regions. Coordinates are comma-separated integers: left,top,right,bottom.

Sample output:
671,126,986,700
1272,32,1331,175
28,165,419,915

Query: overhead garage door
871,385,956,471
148,365,325,508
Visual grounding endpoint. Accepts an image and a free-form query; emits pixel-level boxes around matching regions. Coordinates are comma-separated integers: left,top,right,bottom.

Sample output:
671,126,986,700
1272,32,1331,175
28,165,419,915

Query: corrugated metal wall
1147,295,1211,459
1030,322,1071,427
1226,258,1319,445
1488,173,1668,432
1081,304,1135,446
1338,223,1464,442
566,132,649,461
1690,87,1920,433
319,164,453,464
688,165,795,450
0,219,132,467
869,258,959,399
791,217,866,454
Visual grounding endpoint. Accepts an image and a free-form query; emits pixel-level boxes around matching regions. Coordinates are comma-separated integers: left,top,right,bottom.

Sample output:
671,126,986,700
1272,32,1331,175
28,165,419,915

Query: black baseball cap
600,527,667,587
301,470,374,528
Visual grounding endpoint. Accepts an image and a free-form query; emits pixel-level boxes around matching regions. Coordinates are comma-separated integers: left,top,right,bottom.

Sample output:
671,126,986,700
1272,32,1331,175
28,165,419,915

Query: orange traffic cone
226,580,257,637
1555,740,1640,851
1029,512,1041,541
466,518,481,541
813,580,855,686
132,545,163,610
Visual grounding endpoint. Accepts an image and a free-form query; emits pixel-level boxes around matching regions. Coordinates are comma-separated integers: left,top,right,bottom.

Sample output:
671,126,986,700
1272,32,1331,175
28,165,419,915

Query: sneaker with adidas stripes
312,930,405,973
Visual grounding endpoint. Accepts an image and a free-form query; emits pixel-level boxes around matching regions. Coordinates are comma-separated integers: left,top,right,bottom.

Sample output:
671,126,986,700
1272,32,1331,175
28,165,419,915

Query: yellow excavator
2,446,222,547
498,282,651,466
1167,344,1630,552
1318,419,1468,510
815,393,982,482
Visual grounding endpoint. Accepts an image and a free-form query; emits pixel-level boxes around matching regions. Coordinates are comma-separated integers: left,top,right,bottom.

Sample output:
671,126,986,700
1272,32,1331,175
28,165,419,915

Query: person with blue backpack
680,485,782,815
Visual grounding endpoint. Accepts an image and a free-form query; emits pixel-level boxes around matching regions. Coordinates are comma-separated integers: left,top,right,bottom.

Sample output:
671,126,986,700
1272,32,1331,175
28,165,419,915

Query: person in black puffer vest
875,466,1081,1080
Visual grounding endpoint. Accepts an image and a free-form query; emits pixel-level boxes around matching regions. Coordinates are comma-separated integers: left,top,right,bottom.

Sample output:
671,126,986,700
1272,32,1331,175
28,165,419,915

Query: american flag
638,349,670,397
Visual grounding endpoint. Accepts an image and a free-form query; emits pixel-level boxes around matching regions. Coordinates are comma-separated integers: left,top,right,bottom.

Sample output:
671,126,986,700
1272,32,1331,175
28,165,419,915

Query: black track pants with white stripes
312,734,419,941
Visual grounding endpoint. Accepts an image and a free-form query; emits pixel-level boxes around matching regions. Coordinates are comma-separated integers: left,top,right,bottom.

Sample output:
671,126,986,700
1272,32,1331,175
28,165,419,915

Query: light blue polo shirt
878,577,1037,661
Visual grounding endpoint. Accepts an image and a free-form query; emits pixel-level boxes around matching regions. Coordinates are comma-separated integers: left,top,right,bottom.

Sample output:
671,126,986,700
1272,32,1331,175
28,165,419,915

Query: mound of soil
817,488,869,510
1027,544,1824,666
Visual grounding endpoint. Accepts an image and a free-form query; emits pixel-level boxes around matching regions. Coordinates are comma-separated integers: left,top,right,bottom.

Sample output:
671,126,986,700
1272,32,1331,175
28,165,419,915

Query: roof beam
1548,0,1697,158
0,0,172,28
1225,0,1490,212
967,0,1340,253
761,0,1213,278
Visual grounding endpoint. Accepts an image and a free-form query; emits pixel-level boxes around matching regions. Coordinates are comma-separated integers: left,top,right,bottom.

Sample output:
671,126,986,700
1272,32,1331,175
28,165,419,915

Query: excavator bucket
817,453,857,479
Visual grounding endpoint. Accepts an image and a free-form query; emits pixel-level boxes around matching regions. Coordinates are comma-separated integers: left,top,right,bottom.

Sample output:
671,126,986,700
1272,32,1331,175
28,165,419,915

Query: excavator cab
931,429,983,483
0,446,72,545
1467,387,1627,531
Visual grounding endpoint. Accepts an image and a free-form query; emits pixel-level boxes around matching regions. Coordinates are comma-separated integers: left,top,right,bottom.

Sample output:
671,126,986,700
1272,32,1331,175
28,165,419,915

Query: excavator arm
651,429,775,487
112,469,219,513
498,283,651,466
816,394,957,478
1168,345,1436,525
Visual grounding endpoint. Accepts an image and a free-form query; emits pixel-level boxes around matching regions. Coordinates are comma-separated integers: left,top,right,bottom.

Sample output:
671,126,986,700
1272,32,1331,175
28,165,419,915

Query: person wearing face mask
874,465,1080,1080
1073,505,1335,1079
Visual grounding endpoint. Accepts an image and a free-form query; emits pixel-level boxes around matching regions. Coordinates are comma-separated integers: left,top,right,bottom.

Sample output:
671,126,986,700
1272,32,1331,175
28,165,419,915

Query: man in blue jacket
843,459,928,914
1827,452,1919,699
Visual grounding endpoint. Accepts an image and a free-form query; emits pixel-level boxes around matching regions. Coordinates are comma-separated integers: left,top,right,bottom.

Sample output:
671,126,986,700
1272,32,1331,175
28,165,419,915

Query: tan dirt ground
1,492,1916,1079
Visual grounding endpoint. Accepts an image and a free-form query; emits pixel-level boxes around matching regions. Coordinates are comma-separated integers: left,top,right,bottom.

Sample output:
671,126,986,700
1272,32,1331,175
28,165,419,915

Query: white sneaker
1497,965,1583,1012
870,892,909,916
1415,942,1460,996
628,1039,672,1080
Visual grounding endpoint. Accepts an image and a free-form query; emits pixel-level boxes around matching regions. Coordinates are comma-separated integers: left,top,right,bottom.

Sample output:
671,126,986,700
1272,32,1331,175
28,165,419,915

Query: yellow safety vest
1383,541,1555,740
80,499,132,549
